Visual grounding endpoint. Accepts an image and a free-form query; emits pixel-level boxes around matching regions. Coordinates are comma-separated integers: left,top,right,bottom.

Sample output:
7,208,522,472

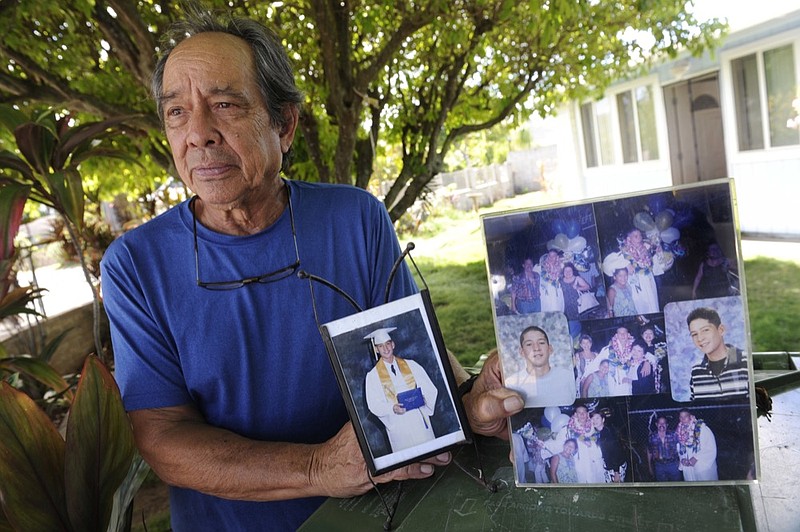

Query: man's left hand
461,351,524,440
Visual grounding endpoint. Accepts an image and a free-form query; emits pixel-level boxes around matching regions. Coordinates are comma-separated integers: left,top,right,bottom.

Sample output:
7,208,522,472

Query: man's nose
186,107,222,147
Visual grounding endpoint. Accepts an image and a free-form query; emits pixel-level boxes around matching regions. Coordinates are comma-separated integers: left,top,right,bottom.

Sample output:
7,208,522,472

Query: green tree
0,1,724,221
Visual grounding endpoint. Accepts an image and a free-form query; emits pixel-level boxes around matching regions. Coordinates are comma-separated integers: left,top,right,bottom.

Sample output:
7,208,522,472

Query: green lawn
399,193,800,366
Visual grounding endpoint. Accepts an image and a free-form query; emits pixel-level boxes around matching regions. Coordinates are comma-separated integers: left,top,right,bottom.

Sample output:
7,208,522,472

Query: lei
608,335,633,371
621,238,653,274
567,415,597,443
677,416,703,453
540,253,563,286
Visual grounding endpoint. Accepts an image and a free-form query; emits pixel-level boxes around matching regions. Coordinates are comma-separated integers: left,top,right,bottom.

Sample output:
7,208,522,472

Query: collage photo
482,179,756,486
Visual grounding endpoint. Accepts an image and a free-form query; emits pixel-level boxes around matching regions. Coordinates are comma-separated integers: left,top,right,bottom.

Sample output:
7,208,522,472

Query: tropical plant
0,105,138,362
0,355,136,532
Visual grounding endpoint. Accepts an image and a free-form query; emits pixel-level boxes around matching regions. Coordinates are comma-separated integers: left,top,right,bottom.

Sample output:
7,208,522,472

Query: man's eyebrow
158,86,248,106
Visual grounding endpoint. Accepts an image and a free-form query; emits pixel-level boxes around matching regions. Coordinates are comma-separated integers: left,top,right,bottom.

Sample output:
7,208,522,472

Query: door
664,74,727,185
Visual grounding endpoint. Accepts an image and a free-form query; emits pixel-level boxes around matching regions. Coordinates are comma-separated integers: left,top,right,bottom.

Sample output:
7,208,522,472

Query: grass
742,257,800,353
399,191,800,365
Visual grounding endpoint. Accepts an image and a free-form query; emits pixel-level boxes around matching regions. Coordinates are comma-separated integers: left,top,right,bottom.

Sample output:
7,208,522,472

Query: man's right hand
308,423,450,498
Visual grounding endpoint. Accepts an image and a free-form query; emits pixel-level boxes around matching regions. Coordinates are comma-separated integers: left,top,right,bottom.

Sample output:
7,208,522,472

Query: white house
545,9,800,240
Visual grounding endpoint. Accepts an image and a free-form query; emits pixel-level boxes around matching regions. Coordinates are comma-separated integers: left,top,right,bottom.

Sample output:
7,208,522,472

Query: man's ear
278,105,299,153
718,324,726,337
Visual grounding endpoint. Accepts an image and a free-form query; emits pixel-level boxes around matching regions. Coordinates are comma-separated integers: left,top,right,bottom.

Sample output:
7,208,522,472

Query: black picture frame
320,291,472,476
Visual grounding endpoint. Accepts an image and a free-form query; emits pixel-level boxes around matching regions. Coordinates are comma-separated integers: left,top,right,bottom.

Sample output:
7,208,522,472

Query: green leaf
64,355,135,532
0,356,74,404
0,382,70,532
0,105,28,136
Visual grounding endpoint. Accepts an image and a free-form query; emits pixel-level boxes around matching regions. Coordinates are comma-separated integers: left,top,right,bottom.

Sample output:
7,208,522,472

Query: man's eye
167,108,183,117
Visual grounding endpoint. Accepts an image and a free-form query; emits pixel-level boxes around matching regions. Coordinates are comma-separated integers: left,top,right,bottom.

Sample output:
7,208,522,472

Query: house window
580,97,616,167
580,103,598,168
732,44,799,150
581,84,659,168
617,86,660,163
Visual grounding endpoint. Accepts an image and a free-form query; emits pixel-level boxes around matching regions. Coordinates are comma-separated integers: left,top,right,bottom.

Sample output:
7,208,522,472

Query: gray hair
151,3,303,169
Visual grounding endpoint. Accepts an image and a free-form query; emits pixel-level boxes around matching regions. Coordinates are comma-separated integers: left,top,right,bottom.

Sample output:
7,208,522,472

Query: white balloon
567,236,587,253
551,413,571,434
661,227,680,243
544,406,561,423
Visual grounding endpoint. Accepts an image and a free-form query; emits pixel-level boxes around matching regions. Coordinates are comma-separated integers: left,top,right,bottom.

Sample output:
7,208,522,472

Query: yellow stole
376,357,417,402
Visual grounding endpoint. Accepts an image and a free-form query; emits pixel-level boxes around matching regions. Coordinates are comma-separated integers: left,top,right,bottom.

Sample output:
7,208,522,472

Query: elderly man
101,5,522,531
364,327,438,452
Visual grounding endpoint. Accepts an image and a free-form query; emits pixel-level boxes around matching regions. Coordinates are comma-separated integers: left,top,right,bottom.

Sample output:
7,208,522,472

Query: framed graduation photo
320,291,471,476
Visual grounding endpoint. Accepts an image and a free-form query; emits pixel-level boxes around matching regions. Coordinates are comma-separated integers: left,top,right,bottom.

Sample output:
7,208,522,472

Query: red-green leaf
0,356,75,404
64,355,135,532
45,169,84,231
0,150,35,183
0,382,70,532
54,115,138,170
0,182,30,258
0,285,45,320
13,122,56,176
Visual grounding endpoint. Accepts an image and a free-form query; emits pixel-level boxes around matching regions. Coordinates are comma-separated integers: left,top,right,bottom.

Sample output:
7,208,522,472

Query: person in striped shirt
687,307,749,401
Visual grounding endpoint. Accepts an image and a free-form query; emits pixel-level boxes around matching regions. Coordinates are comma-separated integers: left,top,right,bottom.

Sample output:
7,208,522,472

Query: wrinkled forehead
163,32,256,92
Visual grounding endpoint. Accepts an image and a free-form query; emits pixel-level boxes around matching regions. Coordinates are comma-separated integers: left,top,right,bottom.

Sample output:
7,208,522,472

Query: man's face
679,411,691,425
519,329,553,371
656,417,668,433
591,413,604,429
615,327,630,342
523,259,534,273
627,229,643,246
375,340,395,361
689,318,725,356
575,406,588,422
161,32,297,210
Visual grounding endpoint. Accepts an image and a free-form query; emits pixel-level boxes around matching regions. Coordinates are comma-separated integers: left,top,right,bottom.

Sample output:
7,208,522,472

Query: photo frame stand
303,242,495,528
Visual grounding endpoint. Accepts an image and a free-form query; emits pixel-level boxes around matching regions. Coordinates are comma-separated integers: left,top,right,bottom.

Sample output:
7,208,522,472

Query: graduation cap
364,327,397,345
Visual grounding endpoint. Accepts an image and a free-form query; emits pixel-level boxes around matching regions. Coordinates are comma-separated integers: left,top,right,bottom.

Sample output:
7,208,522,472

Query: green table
301,354,799,531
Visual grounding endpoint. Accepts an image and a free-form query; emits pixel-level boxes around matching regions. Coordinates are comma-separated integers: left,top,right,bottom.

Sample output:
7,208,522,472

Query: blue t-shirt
101,180,416,531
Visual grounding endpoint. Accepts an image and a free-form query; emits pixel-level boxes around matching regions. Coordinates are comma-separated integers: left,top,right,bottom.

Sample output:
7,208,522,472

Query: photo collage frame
481,179,757,487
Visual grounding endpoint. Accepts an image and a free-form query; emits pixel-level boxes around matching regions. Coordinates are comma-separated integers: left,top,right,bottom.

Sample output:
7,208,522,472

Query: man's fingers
475,388,524,422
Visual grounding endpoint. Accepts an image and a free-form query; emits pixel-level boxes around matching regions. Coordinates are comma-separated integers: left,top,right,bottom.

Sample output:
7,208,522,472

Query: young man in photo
505,326,576,407
687,307,749,401
364,327,439,452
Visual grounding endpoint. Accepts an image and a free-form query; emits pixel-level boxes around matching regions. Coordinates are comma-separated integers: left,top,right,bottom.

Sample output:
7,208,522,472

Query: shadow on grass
413,259,496,367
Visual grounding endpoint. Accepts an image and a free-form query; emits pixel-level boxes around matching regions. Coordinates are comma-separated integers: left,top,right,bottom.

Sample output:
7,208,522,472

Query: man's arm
129,404,449,502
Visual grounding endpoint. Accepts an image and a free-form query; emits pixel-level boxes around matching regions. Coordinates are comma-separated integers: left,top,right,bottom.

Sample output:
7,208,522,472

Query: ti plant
0,105,138,362
0,355,136,532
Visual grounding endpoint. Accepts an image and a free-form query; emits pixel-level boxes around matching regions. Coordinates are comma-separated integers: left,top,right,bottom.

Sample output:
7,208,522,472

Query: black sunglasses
190,186,300,290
